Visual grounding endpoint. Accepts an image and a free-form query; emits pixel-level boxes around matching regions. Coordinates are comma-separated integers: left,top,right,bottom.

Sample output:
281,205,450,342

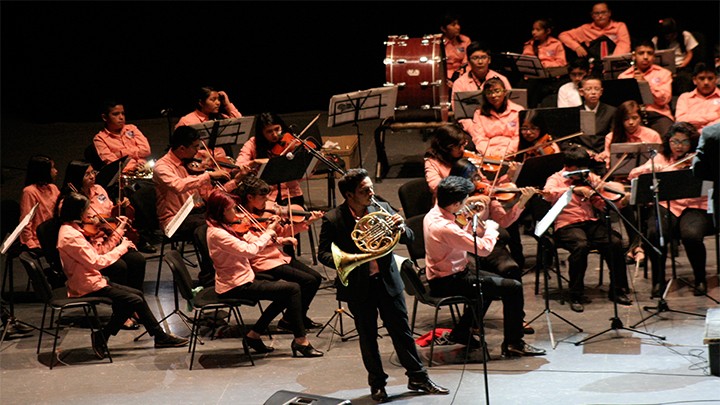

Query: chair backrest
164,249,197,303
19,252,54,304
398,178,434,219
193,223,215,288
35,218,67,288
403,214,426,266
399,258,431,302
127,180,159,233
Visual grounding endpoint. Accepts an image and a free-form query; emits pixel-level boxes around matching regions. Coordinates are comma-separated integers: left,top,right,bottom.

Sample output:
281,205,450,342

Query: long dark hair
253,112,289,159
25,154,54,186
425,124,467,165
58,192,89,224
656,18,687,54
61,160,92,196
610,100,640,144
517,110,550,153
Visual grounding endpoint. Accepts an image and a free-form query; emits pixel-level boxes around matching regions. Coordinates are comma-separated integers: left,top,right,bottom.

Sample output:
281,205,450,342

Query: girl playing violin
232,175,325,331
628,122,713,297
516,110,560,162
205,189,323,357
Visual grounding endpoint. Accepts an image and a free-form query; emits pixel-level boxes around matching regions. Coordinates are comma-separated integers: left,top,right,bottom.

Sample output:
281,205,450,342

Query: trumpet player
318,168,449,402
424,176,546,357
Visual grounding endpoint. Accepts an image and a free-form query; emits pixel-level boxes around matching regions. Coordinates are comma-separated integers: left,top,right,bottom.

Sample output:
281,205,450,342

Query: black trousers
261,258,322,319
101,250,146,292
220,279,305,338
346,276,427,390
86,282,163,339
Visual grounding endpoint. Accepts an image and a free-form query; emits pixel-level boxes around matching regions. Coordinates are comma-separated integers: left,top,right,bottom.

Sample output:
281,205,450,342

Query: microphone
562,169,591,178
472,213,479,234
160,108,173,117
285,151,295,160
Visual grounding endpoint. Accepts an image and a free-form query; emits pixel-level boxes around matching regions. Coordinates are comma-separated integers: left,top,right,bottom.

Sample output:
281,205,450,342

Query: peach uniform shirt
206,226,276,294
558,20,631,56
465,101,524,157
423,204,499,280
451,69,512,113
522,37,567,68
618,65,674,121
675,88,720,131
628,155,707,218
93,124,151,173
19,183,60,249
444,34,472,78
543,171,606,231
57,223,127,297
175,104,242,159
237,137,303,201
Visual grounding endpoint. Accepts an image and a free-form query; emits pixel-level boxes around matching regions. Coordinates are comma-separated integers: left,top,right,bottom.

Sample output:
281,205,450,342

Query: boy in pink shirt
675,63,720,132
559,2,631,63
93,101,152,174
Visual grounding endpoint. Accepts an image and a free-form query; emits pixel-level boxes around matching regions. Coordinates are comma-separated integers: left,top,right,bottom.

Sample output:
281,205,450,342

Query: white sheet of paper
535,189,572,237
165,195,195,239
1,203,38,255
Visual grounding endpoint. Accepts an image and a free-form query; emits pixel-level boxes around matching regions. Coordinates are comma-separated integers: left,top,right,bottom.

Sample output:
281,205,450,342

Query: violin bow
505,131,584,158
199,139,224,172
286,113,322,153
67,183,125,239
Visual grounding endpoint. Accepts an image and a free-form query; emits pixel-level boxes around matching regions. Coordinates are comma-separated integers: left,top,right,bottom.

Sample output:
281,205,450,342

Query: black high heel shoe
245,336,274,354
291,341,323,358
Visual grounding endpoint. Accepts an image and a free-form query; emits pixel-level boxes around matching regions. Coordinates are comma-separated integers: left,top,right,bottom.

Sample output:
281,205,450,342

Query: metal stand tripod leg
135,284,199,343
526,237,583,349
631,278,705,328
316,300,356,351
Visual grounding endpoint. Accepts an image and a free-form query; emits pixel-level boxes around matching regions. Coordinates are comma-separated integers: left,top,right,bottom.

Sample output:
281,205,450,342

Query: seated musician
424,176,545,356
558,2,631,63
20,154,60,256
543,145,632,312
516,110,560,162
595,100,662,170
452,41,512,120
57,192,188,359
675,63,720,132
204,188,323,357
153,125,242,243
230,175,324,330
628,122,714,297
93,100,152,175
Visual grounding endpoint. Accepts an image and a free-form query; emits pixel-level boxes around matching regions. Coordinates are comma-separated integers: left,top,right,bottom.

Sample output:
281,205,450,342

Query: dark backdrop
2,1,718,123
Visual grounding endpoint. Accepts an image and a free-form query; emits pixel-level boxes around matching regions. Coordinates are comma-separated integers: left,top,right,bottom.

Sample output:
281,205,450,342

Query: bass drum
384,34,448,121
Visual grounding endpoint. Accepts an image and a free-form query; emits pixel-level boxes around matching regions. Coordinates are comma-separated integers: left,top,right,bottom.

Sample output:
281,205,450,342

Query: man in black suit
693,122,720,227
317,168,448,403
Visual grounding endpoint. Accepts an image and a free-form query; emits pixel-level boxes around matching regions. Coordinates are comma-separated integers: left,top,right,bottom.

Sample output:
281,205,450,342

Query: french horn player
317,168,449,401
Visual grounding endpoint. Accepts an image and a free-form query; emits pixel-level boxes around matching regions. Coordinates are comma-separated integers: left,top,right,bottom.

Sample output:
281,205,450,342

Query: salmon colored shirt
628,155,708,218
93,124,151,173
467,101,524,157
19,183,60,249
451,69,512,113
522,37,567,68
153,150,233,231
444,34,472,79
206,225,276,294
617,65,674,121
424,157,452,197
423,204,499,280
558,20,631,56
237,137,303,201
543,171,606,230
57,223,127,297
675,88,720,132
602,126,662,168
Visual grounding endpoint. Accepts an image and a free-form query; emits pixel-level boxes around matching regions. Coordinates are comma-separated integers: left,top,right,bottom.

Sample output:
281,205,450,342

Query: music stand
452,89,528,120
609,143,662,179
95,156,129,194
495,52,564,79
526,189,584,349
328,86,397,169
629,170,716,329
189,116,255,155
600,79,654,108
601,53,633,80
513,154,565,187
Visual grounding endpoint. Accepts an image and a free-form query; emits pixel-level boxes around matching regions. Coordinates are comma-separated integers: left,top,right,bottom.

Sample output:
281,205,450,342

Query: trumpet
332,196,402,286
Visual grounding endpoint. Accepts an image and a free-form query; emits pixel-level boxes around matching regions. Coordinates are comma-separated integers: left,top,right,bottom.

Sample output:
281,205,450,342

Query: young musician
20,154,60,255
232,175,324,330
57,192,188,359
424,176,545,356
204,189,323,358
629,122,713,297
675,63,720,132
317,168,448,402
93,100,152,175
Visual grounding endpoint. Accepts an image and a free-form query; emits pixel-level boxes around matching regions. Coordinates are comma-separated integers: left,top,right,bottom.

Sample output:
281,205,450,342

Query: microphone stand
574,174,666,346
471,213,490,405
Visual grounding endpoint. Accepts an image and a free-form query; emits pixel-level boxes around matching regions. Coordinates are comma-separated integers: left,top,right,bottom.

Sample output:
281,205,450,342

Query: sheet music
535,189,572,237
1,203,38,255
165,195,195,239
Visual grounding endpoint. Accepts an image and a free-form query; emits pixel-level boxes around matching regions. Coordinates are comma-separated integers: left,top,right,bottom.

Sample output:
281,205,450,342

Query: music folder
1,203,38,255
535,188,572,237
609,142,661,178
165,195,195,239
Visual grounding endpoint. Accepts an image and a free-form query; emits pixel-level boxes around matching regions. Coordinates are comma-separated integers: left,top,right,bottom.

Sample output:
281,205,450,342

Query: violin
185,157,242,175
270,133,318,157
263,203,315,224
473,180,546,207
522,134,557,159
454,201,487,228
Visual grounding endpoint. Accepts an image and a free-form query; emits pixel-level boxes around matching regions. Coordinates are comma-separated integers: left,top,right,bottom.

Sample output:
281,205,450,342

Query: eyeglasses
669,139,691,146
484,88,506,96
451,141,468,149
592,10,609,16
470,55,489,62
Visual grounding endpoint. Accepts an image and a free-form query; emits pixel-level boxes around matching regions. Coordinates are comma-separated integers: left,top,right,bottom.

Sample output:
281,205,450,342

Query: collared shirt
444,34,472,79
618,65,674,120
93,124,151,173
423,204,499,280
628,154,708,217
558,20,631,56
557,81,582,108
451,69,512,112
424,157,452,197
87,184,114,218
207,225,276,294
236,137,303,201
467,101,524,157
522,37,567,68
602,126,662,168
675,88,720,132
19,183,59,249
57,223,127,297
543,171,605,230
152,150,214,230
247,215,309,272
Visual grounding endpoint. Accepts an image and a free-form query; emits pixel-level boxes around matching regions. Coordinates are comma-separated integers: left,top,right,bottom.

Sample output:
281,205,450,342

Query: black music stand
574,173,666,346
189,116,254,156
328,86,397,169
600,79,653,108
609,142,662,180
630,170,716,329
513,154,565,187
601,53,633,80
526,189,583,349
495,52,567,79
95,156,129,198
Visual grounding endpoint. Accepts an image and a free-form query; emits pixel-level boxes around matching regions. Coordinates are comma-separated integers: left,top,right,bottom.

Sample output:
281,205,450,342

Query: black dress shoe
91,330,107,360
608,292,632,306
501,340,546,357
137,242,157,254
290,341,324,357
694,281,707,296
448,331,481,348
570,299,584,313
245,336,274,353
154,333,189,348
303,317,323,329
407,378,449,395
370,387,389,402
